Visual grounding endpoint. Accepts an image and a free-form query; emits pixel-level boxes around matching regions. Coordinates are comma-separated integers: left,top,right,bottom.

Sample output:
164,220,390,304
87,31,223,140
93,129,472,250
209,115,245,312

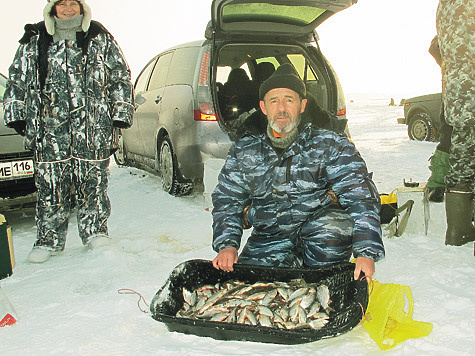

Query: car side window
288,54,318,81
135,58,157,95
287,54,327,110
148,52,174,91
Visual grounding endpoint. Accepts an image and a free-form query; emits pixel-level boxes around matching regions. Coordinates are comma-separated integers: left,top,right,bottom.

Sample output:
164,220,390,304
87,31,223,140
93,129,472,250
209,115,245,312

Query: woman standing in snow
3,0,134,262
436,0,475,246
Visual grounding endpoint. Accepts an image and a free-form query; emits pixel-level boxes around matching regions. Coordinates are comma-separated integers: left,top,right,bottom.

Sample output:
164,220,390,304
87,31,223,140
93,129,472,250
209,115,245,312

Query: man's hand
354,256,375,280
212,246,238,272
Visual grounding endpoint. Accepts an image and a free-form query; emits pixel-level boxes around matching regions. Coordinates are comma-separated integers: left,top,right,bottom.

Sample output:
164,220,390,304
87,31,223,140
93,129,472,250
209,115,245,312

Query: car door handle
155,96,162,104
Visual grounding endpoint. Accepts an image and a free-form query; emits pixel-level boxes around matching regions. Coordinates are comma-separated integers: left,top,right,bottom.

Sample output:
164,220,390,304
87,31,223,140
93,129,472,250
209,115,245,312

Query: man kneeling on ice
211,64,385,279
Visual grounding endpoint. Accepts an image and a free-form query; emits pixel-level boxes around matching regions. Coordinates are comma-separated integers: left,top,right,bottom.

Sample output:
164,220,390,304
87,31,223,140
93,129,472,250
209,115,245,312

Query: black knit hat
259,63,306,100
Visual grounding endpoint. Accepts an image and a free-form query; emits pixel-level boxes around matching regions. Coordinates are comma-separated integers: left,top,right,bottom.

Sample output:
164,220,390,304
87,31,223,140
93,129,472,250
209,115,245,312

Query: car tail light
194,47,218,122
194,109,217,122
337,108,346,116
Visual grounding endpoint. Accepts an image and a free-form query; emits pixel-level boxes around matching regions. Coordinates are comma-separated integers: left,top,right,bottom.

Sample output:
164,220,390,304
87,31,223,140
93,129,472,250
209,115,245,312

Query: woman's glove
113,120,130,129
7,121,26,136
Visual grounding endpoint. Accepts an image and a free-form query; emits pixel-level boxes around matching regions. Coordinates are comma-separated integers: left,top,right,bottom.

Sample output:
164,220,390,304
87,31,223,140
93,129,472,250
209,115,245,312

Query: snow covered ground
1,95,474,355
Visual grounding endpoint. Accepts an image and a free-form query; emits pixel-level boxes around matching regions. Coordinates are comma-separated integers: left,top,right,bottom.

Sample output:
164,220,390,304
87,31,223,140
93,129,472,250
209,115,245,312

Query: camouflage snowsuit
3,21,134,251
436,0,475,190
212,124,385,268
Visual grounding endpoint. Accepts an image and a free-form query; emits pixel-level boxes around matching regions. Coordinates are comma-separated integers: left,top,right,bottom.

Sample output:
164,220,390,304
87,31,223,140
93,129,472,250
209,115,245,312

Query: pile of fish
176,279,334,330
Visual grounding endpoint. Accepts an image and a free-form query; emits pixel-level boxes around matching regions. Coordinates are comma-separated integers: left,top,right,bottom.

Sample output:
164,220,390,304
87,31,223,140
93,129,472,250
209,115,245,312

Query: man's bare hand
212,246,238,272
354,256,375,280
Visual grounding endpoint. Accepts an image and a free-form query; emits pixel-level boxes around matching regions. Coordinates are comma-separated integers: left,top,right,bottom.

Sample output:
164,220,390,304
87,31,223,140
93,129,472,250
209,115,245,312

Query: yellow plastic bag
362,279,433,350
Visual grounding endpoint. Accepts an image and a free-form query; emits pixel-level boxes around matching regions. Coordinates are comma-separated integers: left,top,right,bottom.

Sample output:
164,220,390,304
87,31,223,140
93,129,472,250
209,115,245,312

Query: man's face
260,88,307,136
55,0,81,19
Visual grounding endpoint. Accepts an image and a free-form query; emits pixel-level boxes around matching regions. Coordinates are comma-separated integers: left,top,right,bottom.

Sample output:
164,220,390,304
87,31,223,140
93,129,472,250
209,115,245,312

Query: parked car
0,72,36,199
398,93,442,141
116,0,353,195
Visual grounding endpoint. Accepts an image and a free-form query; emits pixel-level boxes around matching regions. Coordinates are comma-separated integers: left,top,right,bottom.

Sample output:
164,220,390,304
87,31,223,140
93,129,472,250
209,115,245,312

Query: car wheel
159,136,193,196
408,113,434,141
113,129,128,165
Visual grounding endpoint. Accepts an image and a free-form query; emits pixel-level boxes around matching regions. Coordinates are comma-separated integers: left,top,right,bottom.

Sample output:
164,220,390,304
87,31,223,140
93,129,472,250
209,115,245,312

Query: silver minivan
0,72,36,199
117,0,353,195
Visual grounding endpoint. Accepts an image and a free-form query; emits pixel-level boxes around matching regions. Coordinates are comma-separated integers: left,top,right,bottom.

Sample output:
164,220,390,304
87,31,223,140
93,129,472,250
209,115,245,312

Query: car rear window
222,3,325,26
216,43,330,124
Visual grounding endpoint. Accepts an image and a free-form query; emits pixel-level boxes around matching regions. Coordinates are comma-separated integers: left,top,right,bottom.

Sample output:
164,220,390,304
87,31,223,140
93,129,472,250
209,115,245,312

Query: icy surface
1,96,474,355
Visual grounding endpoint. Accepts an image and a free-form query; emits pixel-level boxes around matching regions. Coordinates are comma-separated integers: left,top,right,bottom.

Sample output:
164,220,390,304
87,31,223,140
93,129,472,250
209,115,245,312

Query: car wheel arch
155,129,193,196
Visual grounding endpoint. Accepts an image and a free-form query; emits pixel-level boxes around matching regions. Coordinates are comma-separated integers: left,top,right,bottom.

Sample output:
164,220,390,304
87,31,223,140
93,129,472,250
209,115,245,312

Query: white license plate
0,160,34,180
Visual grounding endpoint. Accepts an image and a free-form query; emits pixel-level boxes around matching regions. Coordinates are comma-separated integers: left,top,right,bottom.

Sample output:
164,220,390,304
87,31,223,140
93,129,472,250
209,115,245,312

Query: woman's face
55,0,81,19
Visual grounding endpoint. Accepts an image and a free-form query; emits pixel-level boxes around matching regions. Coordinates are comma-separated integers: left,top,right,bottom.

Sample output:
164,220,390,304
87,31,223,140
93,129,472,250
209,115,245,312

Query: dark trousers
238,205,354,268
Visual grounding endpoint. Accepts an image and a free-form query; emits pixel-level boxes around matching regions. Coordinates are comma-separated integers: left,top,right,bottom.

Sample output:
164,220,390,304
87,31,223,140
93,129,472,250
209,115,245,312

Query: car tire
159,136,193,196
113,129,128,165
408,112,434,141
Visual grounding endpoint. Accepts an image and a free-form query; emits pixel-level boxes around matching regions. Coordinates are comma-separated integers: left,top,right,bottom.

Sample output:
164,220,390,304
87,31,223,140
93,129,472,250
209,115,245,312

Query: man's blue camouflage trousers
33,156,111,251
238,205,354,268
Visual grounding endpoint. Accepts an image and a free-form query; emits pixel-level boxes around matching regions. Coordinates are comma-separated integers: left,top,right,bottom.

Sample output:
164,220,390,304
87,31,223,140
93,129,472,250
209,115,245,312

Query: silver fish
197,288,230,314
260,289,278,306
279,306,289,322
258,314,273,327
246,291,267,301
177,279,334,331
209,312,228,322
307,301,322,319
288,287,308,302
182,288,195,306
277,287,290,301
300,288,316,309
297,305,307,324
316,284,334,314
225,307,237,323
256,305,274,318
308,318,329,330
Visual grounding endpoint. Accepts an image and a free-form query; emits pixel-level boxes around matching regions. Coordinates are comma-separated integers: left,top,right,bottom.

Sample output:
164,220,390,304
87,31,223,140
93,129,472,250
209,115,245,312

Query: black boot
428,187,445,203
445,185,475,246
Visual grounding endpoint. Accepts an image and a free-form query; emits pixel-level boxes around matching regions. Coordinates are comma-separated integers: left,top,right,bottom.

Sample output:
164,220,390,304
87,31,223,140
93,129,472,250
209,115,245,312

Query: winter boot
445,185,475,246
28,247,61,263
427,150,450,202
87,235,110,249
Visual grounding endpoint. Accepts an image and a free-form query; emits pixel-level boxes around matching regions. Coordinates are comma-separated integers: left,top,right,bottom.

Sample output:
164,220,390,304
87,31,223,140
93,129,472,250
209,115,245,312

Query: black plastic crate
150,259,368,344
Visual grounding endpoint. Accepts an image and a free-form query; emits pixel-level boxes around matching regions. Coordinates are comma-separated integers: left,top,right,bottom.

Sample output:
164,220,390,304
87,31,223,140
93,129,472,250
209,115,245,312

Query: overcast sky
0,0,441,98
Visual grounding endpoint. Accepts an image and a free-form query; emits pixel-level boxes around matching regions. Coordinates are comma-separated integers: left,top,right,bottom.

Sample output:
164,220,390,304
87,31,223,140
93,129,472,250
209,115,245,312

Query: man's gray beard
269,113,301,134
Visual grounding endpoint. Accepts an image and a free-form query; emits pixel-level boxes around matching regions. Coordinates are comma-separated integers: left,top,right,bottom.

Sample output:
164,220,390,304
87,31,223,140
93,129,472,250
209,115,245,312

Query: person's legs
30,159,72,262
444,127,475,246
299,205,354,268
238,235,303,268
437,0,475,245
427,104,452,202
427,149,450,202
73,157,111,246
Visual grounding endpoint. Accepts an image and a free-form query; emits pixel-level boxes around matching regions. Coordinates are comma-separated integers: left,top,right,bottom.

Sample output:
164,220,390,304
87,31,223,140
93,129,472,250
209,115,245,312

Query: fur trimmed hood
43,0,92,35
